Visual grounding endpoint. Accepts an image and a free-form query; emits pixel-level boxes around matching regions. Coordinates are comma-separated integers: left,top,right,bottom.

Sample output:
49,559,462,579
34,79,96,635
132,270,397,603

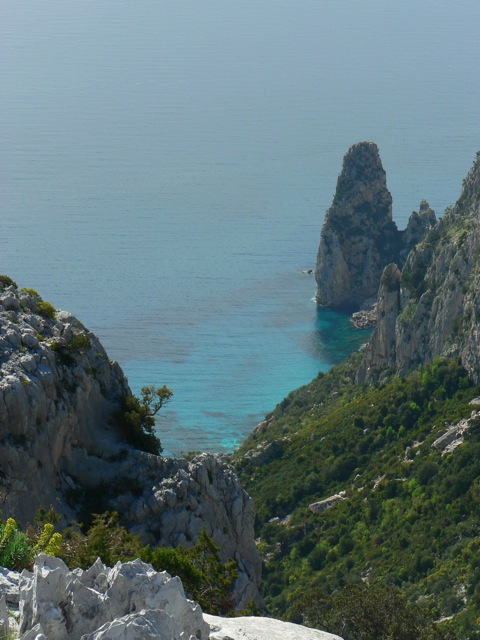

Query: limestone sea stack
315,142,436,311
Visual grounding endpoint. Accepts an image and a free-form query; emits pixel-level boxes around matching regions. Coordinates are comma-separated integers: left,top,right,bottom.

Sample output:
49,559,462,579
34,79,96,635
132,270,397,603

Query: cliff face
0,283,261,608
0,285,129,522
359,151,480,383
315,142,436,310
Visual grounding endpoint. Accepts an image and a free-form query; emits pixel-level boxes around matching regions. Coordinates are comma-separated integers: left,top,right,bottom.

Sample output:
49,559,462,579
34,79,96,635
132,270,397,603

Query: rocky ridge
0,282,261,608
359,150,480,382
315,142,436,310
0,556,342,640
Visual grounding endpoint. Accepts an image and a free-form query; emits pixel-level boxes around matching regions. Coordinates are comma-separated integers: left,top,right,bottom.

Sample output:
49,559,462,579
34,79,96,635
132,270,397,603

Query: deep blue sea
2,1,480,455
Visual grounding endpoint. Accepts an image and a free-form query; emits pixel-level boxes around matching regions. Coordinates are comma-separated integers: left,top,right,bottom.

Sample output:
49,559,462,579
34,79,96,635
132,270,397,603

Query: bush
118,386,173,455
36,300,56,320
290,583,456,640
0,518,34,570
0,275,17,289
20,288,40,297
142,529,238,614
59,512,143,569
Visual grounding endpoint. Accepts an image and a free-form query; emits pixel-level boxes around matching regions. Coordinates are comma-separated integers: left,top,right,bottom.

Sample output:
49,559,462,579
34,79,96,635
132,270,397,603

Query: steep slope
359,151,480,382
234,149,480,638
315,142,436,310
235,357,480,638
0,280,261,608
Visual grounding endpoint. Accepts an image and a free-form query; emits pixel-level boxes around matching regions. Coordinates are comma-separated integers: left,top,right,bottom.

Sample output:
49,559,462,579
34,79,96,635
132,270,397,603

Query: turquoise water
1,1,480,454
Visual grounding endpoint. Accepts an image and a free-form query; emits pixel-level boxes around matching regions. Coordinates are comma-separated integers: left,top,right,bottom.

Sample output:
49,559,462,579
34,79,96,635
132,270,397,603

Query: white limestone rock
204,615,344,640
19,556,210,640
0,565,21,604
0,592,9,638
309,492,346,514
80,609,181,640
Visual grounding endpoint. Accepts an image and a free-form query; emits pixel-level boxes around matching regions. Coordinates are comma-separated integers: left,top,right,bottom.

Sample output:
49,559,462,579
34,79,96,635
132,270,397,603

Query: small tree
119,385,173,455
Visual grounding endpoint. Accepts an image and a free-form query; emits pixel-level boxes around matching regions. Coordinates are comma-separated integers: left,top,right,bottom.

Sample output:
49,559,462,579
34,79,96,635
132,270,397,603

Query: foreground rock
315,142,436,310
18,556,209,640
0,283,261,607
0,558,343,640
205,614,343,640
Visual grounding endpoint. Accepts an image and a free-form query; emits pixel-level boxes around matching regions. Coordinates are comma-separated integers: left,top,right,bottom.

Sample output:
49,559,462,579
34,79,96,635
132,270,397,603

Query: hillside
234,148,480,639
235,357,480,637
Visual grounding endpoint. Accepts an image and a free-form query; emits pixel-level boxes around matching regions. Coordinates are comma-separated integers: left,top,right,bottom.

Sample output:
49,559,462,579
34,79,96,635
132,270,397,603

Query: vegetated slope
234,357,480,638
234,150,480,639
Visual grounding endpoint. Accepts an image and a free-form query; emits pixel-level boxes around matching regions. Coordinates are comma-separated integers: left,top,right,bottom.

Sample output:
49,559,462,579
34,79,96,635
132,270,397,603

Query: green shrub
118,386,173,455
290,583,456,640
143,529,238,615
20,288,40,297
0,517,34,570
59,512,143,569
36,300,56,320
0,275,17,289
49,333,91,366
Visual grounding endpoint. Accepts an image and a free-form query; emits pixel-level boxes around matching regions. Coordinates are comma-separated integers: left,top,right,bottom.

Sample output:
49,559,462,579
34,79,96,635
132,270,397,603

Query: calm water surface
1,1,479,454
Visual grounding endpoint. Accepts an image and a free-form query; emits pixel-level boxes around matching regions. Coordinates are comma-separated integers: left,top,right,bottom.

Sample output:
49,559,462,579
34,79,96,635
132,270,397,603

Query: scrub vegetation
234,357,480,639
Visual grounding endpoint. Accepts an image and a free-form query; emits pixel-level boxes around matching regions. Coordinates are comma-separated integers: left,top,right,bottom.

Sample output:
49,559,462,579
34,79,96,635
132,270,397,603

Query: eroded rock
19,556,210,640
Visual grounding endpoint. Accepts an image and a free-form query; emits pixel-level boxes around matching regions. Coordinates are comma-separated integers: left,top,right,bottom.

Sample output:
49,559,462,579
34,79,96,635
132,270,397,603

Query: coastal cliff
359,150,480,382
0,282,261,608
315,142,436,310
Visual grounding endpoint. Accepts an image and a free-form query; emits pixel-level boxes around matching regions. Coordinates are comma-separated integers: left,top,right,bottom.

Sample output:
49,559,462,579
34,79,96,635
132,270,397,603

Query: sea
2,1,480,455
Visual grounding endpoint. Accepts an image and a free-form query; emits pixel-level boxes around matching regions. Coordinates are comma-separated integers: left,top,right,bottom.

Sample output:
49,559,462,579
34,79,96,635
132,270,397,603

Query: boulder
19,556,209,640
204,614,343,640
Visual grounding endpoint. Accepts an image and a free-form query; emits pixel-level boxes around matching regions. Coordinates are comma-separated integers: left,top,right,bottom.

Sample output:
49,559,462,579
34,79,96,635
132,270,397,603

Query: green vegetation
36,300,56,320
234,358,480,639
118,385,173,455
290,583,456,640
0,515,63,571
20,288,40,297
0,511,238,616
0,275,17,289
49,332,91,366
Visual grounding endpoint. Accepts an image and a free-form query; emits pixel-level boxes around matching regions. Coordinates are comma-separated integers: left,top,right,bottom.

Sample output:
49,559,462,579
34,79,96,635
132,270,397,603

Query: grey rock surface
19,556,209,640
205,614,344,640
359,150,480,382
315,142,436,311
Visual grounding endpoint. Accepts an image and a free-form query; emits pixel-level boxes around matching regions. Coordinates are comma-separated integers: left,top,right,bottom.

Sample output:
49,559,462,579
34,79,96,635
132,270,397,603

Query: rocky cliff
315,142,436,310
0,282,261,608
359,150,480,382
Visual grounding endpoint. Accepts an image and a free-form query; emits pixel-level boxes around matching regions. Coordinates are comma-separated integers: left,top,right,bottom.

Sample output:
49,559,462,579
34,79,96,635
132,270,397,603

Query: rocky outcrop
0,282,262,608
356,264,401,379
205,614,343,640
308,492,346,514
358,150,480,382
0,557,343,640
315,143,436,310
0,284,129,524
431,410,480,456
18,555,209,640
